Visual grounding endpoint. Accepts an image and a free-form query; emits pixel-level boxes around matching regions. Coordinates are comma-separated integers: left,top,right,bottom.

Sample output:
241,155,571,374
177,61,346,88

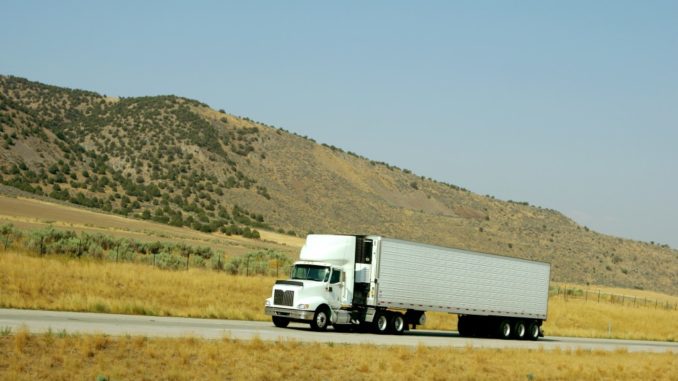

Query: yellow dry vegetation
0,251,272,321
546,297,677,341
2,330,676,381
1,251,676,341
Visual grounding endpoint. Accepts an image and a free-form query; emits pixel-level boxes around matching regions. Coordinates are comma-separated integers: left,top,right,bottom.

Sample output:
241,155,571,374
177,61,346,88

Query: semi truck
264,234,550,340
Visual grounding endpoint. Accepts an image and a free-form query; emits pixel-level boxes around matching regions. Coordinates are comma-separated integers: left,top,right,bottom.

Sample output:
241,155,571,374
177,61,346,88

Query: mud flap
364,307,376,323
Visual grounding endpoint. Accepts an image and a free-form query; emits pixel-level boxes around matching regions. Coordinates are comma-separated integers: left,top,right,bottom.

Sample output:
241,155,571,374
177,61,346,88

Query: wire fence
550,286,678,311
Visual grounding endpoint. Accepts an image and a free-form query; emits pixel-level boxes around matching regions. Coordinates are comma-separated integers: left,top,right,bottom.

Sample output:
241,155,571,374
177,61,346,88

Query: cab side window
330,269,341,284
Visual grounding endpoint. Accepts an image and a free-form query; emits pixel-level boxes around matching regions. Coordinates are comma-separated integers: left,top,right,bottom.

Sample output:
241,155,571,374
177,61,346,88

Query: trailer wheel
390,313,406,335
497,320,512,339
272,316,289,328
527,321,540,341
310,307,329,331
373,312,389,334
513,320,526,340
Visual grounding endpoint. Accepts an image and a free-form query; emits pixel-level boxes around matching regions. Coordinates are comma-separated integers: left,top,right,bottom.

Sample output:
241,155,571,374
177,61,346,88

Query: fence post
585,290,588,303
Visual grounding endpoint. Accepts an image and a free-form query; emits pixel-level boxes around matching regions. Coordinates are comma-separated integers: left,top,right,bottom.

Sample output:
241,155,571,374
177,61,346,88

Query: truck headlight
265,299,272,306
297,304,310,310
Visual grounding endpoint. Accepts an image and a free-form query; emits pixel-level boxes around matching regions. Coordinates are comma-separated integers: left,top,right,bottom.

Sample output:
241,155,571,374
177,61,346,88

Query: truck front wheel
310,307,329,331
272,316,289,328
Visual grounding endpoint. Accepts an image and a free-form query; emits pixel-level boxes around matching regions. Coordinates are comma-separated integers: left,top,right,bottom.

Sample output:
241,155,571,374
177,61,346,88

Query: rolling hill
1,75,676,294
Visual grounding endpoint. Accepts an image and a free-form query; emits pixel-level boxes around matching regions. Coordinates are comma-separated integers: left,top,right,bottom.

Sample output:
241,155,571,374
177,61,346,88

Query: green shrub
0,223,19,250
155,252,184,270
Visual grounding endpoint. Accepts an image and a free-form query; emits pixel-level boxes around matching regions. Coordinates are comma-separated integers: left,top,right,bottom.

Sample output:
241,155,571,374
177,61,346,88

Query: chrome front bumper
265,306,314,321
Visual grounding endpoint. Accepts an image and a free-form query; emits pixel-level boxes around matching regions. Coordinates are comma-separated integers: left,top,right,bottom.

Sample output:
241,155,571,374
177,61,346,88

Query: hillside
1,75,676,294
0,190,302,258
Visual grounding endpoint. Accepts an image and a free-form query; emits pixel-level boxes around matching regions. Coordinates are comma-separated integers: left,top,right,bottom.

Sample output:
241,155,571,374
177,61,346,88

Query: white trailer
265,234,550,340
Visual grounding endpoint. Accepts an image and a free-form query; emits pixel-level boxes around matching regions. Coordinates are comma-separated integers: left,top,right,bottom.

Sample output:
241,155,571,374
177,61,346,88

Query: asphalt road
1,308,676,353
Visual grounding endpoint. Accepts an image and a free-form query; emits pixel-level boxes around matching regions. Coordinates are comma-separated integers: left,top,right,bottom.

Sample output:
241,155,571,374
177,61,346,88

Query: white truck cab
265,235,359,330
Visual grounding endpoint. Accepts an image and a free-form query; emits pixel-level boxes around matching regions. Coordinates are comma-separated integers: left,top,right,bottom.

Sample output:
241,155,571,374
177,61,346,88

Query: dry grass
0,251,273,320
545,297,677,341
1,332,676,381
1,251,676,341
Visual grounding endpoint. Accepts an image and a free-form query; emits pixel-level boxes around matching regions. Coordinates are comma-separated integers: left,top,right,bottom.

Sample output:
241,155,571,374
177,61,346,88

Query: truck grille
274,290,294,306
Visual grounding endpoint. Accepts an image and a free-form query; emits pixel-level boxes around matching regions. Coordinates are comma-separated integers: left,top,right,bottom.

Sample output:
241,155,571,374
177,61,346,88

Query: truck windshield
291,265,330,282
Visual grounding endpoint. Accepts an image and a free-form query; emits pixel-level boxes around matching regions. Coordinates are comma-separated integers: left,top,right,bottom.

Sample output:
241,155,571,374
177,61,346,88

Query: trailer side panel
376,238,550,319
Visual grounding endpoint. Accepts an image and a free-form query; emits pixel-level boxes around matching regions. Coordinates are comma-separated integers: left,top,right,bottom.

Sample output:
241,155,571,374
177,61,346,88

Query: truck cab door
326,268,343,309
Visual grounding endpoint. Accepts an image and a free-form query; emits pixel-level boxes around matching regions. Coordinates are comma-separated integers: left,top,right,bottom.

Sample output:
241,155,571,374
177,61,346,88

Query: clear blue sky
2,1,677,248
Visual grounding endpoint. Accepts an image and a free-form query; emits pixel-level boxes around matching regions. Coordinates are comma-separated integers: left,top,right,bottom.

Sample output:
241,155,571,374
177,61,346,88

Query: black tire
527,321,540,341
373,312,389,334
390,313,406,335
310,307,330,331
497,319,512,339
272,316,289,328
513,320,527,340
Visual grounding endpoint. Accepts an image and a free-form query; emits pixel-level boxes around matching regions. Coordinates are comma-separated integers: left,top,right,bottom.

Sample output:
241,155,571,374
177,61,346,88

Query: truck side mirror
340,271,346,283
